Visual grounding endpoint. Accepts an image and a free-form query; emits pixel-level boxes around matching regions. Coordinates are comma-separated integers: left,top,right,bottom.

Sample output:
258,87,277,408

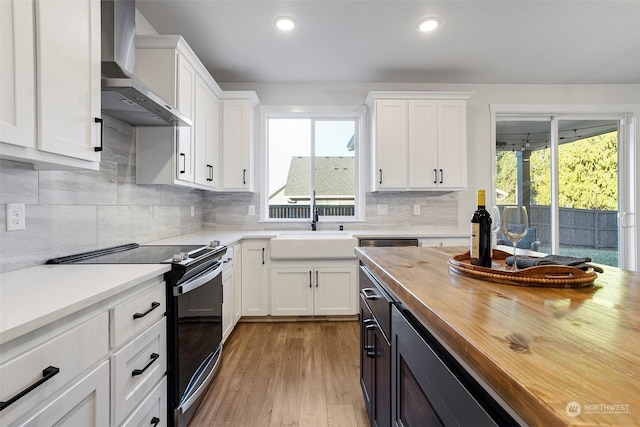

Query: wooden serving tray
448,249,598,287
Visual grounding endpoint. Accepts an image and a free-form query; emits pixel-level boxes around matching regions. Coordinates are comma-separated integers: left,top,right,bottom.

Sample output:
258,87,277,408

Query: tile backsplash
1,116,458,273
0,116,203,273
202,190,458,231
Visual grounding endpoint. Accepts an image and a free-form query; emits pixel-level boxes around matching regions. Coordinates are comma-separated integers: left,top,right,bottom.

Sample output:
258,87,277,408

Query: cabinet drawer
15,361,109,427
121,376,167,427
111,318,167,426
0,313,109,426
110,282,166,348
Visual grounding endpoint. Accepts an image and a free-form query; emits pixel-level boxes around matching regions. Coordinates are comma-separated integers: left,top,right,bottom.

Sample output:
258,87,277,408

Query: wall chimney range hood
101,0,191,127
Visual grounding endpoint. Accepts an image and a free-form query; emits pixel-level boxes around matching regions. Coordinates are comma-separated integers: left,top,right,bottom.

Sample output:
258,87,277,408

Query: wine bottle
470,189,492,267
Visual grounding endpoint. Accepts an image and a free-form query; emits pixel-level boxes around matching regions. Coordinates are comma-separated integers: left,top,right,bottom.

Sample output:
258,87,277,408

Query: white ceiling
136,0,640,85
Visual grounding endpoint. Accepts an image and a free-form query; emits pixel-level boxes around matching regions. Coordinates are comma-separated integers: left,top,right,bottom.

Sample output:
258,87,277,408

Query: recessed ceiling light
275,16,296,31
418,17,440,32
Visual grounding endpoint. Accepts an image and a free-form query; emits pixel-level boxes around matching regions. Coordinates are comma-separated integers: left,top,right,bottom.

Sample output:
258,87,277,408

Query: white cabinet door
232,244,243,325
270,261,357,316
222,258,234,342
175,53,195,183
368,93,469,191
0,0,35,148
221,99,254,191
373,100,408,190
314,262,357,316
120,376,167,427
408,100,438,188
194,76,219,188
36,0,101,162
111,318,167,427
271,266,314,316
436,100,467,189
16,361,109,427
241,240,269,316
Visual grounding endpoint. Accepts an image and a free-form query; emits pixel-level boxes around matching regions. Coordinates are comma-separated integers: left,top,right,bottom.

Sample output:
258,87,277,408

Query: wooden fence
500,205,618,249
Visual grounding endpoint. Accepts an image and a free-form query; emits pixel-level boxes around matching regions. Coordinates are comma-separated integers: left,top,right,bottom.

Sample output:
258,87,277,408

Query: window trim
258,105,367,223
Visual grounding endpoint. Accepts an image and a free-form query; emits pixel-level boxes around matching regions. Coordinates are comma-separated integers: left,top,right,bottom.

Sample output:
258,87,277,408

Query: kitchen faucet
310,190,318,231
311,206,319,231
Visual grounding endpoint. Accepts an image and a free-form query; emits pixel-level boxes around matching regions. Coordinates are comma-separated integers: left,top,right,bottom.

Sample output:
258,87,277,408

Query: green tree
496,131,618,210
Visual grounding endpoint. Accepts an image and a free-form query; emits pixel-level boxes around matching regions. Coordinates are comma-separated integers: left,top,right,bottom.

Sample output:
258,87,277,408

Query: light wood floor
189,320,369,427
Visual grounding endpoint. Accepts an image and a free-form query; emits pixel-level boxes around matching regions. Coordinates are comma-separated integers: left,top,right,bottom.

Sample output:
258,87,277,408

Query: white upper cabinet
136,35,223,189
367,92,471,191
220,93,259,192
0,0,101,170
0,0,35,149
194,76,220,189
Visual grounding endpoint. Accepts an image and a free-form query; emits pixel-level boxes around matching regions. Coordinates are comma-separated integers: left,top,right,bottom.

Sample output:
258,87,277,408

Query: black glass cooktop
46,244,212,265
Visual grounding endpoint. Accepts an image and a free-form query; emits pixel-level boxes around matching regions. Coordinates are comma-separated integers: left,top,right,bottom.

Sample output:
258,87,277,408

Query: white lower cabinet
111,318,167,427
271,261,357,316
120,377,167,427
0,277,167,427
221,251,235,342
241,240,270,316
232,244,243,325
0,313,109,426
17,361,110,427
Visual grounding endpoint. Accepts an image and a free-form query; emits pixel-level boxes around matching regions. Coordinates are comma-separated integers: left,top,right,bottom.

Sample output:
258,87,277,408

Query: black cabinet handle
439,169,443,184
150,417,160,426
316,270,319,288
261,248,265,265
309,271,312,288
243,169,247,184
365,324,377,358
379,169,383,184
433,169,438,184
179,153,186,174
94,117,103,152
132,353,159,377
133,302,161,319
0,366,60,411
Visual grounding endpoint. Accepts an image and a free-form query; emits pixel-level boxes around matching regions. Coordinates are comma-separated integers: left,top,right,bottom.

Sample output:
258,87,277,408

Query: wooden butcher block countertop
355,246,640,427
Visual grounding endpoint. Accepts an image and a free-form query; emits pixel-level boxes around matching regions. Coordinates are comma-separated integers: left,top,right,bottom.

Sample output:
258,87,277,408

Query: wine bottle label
470,222,480,258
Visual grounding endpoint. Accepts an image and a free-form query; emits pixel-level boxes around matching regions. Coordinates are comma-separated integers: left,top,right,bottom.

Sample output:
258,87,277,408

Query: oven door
170,262,223,427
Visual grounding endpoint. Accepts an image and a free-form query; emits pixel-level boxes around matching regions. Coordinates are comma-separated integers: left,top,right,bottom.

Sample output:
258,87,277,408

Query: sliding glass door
494,114,635,270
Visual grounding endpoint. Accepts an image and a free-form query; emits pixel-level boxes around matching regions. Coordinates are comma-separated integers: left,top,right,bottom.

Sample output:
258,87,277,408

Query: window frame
259,105,367,223
490,104,637,270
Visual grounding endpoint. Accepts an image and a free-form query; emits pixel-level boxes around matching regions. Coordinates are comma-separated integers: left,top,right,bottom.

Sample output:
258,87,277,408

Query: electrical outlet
6,203,26,231
248,205,256,215
378,204,388,215
413,204,421,215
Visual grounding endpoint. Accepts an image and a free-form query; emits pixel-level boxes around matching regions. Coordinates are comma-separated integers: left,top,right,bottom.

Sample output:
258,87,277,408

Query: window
493,112,635,270
262,107,365,222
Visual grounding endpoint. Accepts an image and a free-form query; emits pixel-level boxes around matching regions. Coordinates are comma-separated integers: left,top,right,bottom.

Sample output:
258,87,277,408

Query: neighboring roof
283,156,354,198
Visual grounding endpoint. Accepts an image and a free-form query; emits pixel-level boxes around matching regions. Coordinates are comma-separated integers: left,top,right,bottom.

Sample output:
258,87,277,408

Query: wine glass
490,206,501,250
501,206,529,271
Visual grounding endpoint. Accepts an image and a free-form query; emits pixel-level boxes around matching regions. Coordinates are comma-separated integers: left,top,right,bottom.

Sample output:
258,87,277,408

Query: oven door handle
174,264,223,296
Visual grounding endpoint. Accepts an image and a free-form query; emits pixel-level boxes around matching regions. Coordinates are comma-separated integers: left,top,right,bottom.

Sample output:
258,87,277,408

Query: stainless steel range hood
101,0,191,127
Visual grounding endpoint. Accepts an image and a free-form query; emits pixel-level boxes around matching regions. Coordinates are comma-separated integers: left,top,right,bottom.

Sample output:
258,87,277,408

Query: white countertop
0,264,170,344
146,229,468,247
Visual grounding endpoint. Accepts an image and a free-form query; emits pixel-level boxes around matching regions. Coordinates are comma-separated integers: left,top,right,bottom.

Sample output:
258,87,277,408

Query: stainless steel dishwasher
359,238,419,247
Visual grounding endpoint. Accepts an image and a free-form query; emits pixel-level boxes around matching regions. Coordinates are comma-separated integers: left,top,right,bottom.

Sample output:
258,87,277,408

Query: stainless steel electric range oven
47,242,227,427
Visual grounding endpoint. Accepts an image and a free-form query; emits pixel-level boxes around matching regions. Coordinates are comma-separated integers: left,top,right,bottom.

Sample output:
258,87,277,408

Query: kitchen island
355,246,640,426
